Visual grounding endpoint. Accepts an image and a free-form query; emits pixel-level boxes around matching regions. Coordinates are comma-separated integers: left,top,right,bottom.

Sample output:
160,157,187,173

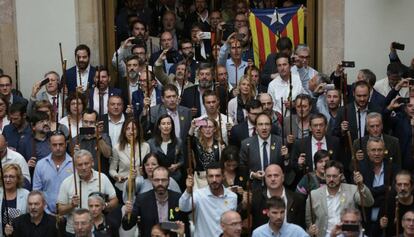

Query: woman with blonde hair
228,75,256,125
1,164,29,237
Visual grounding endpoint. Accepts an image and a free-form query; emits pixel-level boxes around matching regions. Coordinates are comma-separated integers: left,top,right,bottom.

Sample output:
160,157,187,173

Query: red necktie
316,141,323,151
52,97,57,114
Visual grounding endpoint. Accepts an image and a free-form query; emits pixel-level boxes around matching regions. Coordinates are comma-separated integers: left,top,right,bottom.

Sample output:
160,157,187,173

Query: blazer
229,121,281,148
65,65,95,93
306,183,374,237
239,135,285,188
0,188,29,237
87,87,122,113
291,135,340,171
121,190,189,237
353,134,401,167
131,87,162,119
179,85,227,117
252,188,306,229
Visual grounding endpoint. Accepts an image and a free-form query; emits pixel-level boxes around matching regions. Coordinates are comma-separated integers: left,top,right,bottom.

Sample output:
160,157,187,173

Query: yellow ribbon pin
169,209,175,219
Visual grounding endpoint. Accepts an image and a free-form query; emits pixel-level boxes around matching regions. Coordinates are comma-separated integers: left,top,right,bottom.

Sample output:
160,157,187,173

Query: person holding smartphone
328,208,367,237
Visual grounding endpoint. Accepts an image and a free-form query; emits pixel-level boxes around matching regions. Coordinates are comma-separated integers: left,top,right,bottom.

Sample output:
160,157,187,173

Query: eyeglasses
0,84,11,88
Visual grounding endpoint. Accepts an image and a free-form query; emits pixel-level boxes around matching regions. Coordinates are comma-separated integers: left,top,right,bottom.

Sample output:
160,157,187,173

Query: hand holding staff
186,136,195,224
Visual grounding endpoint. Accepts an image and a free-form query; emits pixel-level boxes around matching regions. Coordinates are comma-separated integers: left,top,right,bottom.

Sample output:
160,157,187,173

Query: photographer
389,41,414,74
149,31,182,75
329,208,367,237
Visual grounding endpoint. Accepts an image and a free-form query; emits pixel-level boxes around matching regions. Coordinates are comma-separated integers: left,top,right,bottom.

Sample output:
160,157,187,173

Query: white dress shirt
326,188,343,236
76,65,90,92
93,88,109,114
108,114,125,147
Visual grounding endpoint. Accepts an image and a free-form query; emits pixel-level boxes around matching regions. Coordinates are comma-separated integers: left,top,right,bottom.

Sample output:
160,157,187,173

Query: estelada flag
249,5,305,69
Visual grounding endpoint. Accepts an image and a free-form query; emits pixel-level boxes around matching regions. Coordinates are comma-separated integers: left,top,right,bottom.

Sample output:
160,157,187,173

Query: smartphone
341,61,355,68
160,221,179,231
80,127,95,135
40,78,50,87
341,224,359,232
324,84,335,90
166,49,179,64
392,42,405,51
195,119,208,127
199,32,211,40
396,97,410,104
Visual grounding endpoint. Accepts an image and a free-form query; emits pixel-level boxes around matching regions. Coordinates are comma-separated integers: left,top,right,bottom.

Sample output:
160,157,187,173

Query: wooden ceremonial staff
357,109,362,151
59,43,67,117
246,143,252,234
127,123,135,223
305,167,316,237
186,137,195,224
288,75,293,135
382,154,392,236
342,72,366,223
76,68,82,146
96,66,104,122
14,60,19,93
281,98,285,146
79,180,82,208
95,124,102,193
396,195,400,237
145,64,152,121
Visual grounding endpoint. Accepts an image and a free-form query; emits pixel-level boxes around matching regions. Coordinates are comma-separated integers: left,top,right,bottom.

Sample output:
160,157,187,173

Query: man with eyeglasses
0,74,28,107
33,130,73,214
291,44,318,96
164,39,197,84
220,211,242,237
329,207,367,237
72,110,112,176
123,166,189,237
306,160,374,237
239,113,287,189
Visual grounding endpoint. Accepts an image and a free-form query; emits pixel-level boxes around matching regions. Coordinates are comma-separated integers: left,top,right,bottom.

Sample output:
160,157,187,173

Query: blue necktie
263,141,268,169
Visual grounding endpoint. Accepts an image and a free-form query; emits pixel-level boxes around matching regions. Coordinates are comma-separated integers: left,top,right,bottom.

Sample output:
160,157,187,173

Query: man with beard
167,39,197,83
121,55,141,108
58,149,117,235
180,63,227,117
218,36,248,88
5,191,58,237
88,66,122,115
27,71,63,119
379,170,414,236
33,131,73,214
220,211,242,237
131,69,162,119
258,93,279,124
17,112,52,166
154,50,194,95
184,0,210,38
2,102,32,150
252,197,309,237
306,160,374,237
317,88,340,135
122,166,189,237
65,44,96,93
179,162,238,237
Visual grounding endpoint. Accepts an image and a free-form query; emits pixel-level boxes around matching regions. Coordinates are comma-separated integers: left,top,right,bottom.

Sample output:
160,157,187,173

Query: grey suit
306,183,374,237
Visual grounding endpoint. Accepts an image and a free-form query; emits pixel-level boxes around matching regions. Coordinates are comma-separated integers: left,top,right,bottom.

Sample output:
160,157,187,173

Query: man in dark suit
88,66,122,116
353,112,401,166
291,113,340,173
239,113,288,189
149,31,182,75
180,63,226,117
0,74,28,107
65,44,95,93
122,166,189,237
333,80,382,178
251,164,306,230
131,69,162,119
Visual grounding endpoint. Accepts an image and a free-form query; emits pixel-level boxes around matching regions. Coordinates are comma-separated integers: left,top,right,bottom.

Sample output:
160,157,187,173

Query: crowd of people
0,0,414,237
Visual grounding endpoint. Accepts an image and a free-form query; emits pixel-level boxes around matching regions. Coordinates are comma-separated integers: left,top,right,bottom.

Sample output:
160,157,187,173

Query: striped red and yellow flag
249,5,305,69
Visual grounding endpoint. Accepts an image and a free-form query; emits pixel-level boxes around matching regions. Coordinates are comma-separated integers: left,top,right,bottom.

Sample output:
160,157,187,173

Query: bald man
251,164,306,229
0,134,31,185
220,211,242,237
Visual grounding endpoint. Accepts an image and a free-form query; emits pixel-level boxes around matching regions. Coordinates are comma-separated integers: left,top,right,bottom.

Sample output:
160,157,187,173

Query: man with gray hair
73,208,94,237
220,211,242,237
291,44,318,95
57,149,118,235
353,112,401,166
329,207,367,237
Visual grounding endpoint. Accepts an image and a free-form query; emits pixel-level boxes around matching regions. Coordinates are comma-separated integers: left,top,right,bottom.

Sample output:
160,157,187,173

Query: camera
341,224,359,232
132,36,145,46
341,61,355,68
392,42,405,51
166,49,180,64
396,97,410,104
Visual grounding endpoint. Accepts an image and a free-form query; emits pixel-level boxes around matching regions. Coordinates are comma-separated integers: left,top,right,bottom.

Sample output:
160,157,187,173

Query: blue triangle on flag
251,5,301,35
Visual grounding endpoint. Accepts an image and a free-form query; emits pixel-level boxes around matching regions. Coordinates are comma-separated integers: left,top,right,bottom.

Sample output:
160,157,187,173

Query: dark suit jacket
11,94,28,107
65,65,95,93
131,87,162,119
251,188,306,229
179,85,227,117
353,134,401,167
229,121,281,148
291,135,340,171
88,87,122,113
121,190,189,237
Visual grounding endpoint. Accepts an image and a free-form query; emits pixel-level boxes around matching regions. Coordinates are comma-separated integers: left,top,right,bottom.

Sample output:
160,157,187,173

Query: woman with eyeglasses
147,114,184,184
188,117,222,189
88,192,119,237
0,95,9,133
33,100,69,137
2,164,29,237
228,76,256,125
110,118,150,201
59,92,86,138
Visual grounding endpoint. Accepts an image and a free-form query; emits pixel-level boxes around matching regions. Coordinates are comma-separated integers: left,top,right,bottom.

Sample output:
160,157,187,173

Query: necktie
316,141,323,151
52,97,57,114
252,127,256,136
263,141,269,169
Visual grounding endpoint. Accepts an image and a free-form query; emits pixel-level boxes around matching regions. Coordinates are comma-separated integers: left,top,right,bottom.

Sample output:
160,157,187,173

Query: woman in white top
228,75,256,125
110,117,150,191
1,164,29,237
58,92,86,138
